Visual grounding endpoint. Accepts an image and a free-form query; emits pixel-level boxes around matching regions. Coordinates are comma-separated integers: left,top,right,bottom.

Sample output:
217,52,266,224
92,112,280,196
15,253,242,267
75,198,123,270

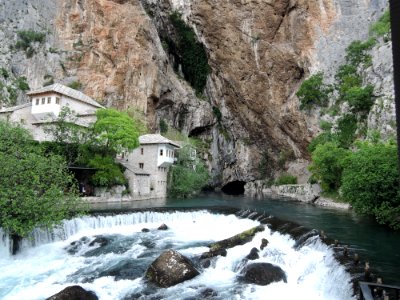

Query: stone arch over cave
221,181,246,195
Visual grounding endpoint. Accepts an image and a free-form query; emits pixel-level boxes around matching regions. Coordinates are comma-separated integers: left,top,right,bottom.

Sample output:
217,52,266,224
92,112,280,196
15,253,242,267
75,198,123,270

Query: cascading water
0,210,355,300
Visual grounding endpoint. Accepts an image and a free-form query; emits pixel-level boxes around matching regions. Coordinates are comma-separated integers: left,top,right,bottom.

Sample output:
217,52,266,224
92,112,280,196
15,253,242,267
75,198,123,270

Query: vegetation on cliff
304,11,400,229
162,127,210,198
168,144,209,198
14,29,46,58
0,121,85,238
167,12,210,95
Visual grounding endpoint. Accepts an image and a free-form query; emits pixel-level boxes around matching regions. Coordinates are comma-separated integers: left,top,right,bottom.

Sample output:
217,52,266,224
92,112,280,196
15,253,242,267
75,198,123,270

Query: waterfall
0,228,11,259
0,210,355,300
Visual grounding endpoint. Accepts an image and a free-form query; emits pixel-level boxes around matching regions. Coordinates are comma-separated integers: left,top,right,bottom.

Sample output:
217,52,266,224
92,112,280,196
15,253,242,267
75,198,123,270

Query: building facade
0,83,103,141
120,134,180,199
1,85,178,200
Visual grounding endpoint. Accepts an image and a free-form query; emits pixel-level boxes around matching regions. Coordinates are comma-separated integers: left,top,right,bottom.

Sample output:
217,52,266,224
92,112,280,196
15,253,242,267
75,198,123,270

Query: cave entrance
221,181,246,195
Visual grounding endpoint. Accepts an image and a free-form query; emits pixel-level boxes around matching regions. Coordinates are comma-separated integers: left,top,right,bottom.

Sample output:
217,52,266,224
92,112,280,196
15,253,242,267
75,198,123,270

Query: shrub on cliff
370,10,391,39
274,174,297,186
168,144,209,198
308,142,349,191
297,72,332,110
169,12,210,95
14,30,46,58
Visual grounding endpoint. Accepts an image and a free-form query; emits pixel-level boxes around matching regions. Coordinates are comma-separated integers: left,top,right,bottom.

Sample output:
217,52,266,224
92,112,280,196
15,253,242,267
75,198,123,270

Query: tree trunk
389,1,400,172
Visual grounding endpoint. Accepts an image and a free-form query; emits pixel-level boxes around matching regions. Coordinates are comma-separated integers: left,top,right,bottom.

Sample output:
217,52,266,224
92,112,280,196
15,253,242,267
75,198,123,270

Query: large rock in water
145,250,200,287
47,286,98,300
241,263,287,286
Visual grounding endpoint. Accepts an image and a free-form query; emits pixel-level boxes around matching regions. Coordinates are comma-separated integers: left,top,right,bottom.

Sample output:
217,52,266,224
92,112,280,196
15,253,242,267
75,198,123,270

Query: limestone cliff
143,0,389,186
0,0,392,189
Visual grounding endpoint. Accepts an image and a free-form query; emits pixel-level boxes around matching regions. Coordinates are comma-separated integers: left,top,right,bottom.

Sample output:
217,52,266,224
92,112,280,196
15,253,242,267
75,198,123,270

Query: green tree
0,121,85,240
43,107,93,165
308,142,349,191
297,73,332,110
88,155,127,187
168,145,209,198
93,108,141,154
341,142,400,226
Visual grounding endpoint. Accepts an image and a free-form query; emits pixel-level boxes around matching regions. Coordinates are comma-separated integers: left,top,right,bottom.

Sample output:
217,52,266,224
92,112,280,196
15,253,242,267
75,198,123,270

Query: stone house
119,134,180,199
1,84,179,200
0,83,104,141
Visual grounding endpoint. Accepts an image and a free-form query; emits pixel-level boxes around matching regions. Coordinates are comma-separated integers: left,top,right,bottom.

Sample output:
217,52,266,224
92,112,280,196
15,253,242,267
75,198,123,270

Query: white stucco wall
30,92,98,121
125,143,176,198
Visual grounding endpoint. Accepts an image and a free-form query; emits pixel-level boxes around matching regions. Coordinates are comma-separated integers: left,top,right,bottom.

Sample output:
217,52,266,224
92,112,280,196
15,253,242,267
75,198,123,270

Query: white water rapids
0,211,355,300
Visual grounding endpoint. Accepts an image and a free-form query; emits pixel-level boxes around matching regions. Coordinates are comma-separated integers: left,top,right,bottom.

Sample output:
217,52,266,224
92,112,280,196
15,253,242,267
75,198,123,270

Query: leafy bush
67,81,82,90
370,10,391,38
336,114,358,148
307,131,334,153
308,142,349,191
168,144,209,198
159,119,168,134
297,73,332,110
169,12,210,94
335,65,362,98
0,67,9,79
341,142,400,228
274,174,297,185
88,155,127,187
212,106,222,123
345,38,376,67
15,30,46,58
14,76,30,91
343,85,374,113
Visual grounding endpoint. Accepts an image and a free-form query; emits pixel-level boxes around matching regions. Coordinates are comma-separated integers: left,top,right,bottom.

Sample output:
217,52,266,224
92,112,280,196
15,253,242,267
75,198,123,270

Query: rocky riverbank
244,181,351,210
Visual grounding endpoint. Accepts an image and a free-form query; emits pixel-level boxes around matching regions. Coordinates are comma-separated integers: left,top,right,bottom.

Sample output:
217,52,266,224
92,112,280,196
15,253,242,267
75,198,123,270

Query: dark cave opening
221,181,246,195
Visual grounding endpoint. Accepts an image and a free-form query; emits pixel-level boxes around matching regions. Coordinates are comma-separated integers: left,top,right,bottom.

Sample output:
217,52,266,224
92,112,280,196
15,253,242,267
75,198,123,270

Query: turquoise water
91,193,400,285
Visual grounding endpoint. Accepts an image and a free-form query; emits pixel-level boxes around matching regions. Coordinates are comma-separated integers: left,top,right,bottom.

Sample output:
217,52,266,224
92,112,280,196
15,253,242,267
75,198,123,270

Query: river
0,193,399,299
91,193,400,285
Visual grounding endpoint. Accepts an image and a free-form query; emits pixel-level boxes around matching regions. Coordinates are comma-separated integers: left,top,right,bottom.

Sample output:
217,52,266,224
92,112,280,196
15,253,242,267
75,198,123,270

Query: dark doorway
221,181,246,195
69,167,97,196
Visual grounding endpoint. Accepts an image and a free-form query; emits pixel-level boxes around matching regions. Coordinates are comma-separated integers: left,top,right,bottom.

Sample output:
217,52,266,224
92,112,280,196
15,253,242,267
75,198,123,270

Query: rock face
241,263,287,286
145,249,199,287
142,0,389,186
47,285,98,300
55,0,214,134
0,0,391,188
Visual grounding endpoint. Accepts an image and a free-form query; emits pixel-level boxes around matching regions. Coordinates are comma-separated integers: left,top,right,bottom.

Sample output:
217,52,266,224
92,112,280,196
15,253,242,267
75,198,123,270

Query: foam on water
0,211,355,300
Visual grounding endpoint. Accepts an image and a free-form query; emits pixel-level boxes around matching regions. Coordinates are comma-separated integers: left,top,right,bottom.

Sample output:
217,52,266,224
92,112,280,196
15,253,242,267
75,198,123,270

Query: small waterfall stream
0,210,355,300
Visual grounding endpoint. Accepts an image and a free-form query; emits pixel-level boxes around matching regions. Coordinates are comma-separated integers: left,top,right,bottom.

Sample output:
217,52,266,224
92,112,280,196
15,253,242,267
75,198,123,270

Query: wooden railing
359,281,400,300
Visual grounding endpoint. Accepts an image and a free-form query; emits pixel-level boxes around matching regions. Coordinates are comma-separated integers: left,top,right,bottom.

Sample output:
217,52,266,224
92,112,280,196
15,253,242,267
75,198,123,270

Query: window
35,98,39,105
47,97,51,104
41,98,45,104
141,148,144,155
160,149,163,156
56,97,60,104
139,163,144,169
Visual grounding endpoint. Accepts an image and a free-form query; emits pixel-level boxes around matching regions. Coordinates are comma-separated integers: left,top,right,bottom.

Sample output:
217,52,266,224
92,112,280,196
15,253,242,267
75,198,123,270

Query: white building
119,134,180,199
0,83,103,141
1,84,179,200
